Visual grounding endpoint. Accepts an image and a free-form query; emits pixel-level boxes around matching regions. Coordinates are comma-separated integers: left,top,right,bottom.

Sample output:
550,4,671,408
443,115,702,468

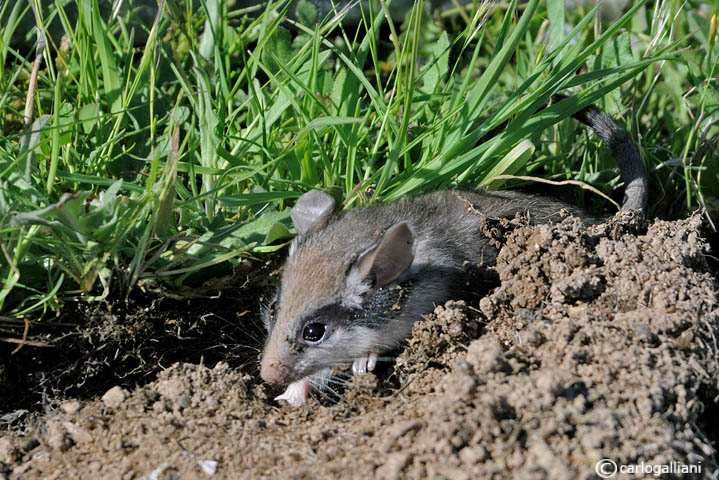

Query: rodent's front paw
352,352,378,376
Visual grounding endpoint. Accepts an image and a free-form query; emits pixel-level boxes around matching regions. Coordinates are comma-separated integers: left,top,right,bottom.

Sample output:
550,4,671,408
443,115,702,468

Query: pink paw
352,352,378,376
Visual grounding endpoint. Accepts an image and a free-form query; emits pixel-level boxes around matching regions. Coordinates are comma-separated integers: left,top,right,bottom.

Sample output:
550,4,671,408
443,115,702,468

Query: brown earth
0,212,717,479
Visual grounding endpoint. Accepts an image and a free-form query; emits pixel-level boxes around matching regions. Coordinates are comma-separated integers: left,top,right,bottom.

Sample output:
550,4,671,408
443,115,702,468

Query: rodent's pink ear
355,222,415,288
291,190,336,237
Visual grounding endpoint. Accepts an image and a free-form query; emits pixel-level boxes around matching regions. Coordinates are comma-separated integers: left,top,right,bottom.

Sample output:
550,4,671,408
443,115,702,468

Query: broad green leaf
547,0,565,53
264,222,292,244
78,102,100,135
422,31,450,94
295,0,318,26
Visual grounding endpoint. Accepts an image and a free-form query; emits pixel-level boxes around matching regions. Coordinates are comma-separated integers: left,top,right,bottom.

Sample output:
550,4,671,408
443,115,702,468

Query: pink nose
260,359,288,384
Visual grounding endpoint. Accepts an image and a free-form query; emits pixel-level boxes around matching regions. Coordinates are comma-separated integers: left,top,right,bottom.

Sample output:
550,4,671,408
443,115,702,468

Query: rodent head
259,190,415,385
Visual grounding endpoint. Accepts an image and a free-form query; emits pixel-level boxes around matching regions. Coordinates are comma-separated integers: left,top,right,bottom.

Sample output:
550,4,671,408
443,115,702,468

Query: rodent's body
261,191,594,388
259,96,648,406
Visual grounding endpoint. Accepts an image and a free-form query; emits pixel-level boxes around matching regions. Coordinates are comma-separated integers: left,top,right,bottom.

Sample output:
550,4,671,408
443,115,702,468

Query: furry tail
552,94,648,213
480,94,648,213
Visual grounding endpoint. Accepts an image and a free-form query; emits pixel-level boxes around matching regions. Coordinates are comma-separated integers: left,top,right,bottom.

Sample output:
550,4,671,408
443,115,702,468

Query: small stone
197,460,218,475
459,445,487,465
102,386,129,409
213,361,229,371
673,328,694,350
63,421,93,444
60,400,82,415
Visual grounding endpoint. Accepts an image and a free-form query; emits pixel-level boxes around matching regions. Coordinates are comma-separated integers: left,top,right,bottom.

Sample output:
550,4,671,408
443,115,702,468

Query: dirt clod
60,400,82,415
101,386,129,409
1,213,717,479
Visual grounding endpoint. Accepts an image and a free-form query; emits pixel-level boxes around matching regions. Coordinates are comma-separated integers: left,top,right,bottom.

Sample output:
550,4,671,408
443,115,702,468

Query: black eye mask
296,303,366,345
296,284,412,345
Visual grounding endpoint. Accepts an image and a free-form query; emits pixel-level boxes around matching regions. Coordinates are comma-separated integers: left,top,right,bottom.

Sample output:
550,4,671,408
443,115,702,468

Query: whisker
314,384,342,403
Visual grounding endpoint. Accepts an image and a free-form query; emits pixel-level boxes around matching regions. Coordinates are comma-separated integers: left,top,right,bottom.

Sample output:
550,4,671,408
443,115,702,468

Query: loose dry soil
1,212,718,479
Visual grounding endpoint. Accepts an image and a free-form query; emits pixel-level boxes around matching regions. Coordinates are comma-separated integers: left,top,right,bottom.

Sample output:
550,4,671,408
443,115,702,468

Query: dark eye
302,322,326,343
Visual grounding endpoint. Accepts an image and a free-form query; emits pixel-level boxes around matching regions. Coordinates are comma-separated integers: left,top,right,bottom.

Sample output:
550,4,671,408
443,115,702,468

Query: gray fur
291,189,336,236
354,221,415,288
259,97,648,387
566,98,647,212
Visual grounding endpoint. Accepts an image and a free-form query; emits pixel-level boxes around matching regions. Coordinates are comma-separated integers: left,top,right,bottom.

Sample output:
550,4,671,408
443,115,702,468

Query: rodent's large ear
355,222,414,288
291,190,336,237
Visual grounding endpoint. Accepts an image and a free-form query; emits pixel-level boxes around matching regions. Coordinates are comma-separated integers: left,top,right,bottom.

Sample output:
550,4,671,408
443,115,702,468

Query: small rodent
259,95,647,406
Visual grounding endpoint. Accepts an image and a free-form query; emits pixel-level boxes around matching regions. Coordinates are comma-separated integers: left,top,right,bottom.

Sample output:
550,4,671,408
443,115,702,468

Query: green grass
0,0,717,317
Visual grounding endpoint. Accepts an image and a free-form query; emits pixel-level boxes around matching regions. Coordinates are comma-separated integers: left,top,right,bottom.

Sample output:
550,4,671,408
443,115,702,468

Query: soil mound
1,213,717,479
